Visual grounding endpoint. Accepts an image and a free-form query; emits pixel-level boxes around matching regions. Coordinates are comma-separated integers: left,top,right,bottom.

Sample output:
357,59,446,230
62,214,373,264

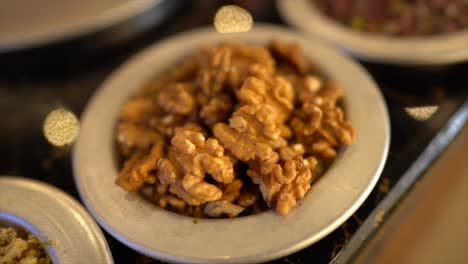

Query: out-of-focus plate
73,24,390,263
277,0,468,65
0,176,113,264
0,0,169,51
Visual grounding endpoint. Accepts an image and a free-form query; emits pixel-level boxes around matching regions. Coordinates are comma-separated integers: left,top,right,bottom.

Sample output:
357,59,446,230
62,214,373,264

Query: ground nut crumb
0,227,51,264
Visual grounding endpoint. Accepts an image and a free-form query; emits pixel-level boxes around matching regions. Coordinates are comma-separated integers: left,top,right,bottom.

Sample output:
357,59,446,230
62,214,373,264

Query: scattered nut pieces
115,40,356,218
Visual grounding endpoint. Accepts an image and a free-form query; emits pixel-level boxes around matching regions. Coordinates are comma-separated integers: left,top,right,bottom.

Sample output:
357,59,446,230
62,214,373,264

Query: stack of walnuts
115,40,355,218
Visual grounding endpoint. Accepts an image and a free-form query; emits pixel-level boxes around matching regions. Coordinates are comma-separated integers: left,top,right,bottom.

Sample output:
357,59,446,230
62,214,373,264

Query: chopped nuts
115,40,356,218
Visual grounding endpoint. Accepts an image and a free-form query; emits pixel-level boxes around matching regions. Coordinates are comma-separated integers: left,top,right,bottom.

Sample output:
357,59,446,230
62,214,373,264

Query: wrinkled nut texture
149,114,194,138
214,104,283,163
157,83,195,115
197,42,275,98
279,144,305,161
174,122,206,135
119,97,160,124
200,94,233,126
290,102,323,141
222,179,243,203
292,79,355,159
249,157,312,215
117,122,163,157
222,42,275,89
269,39,311,74
237,76,294,123
116,40,357,217
157,131,235,205
116,141,165,191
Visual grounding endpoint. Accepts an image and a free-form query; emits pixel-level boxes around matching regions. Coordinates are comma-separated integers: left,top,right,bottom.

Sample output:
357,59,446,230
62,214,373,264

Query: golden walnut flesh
157,131,235,205
115,40,356,218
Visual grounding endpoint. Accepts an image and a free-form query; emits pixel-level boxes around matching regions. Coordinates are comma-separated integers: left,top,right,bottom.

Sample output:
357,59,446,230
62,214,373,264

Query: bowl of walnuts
73,24,390,263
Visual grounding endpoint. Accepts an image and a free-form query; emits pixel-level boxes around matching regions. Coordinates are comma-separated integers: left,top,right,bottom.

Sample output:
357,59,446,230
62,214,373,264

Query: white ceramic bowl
277,0,468,65
0,176,113,264
72,24,390,263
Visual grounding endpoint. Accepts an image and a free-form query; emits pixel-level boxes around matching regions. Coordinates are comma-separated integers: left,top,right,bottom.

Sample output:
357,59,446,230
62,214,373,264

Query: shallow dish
0,176,113,263
277,0,468,65
72,24,390,263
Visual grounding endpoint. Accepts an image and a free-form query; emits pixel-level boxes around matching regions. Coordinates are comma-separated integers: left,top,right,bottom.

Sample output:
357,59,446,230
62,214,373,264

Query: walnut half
157,130,236,205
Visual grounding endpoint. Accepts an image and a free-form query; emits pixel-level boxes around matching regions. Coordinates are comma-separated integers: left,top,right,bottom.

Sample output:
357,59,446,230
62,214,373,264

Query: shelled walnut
115,40,355,218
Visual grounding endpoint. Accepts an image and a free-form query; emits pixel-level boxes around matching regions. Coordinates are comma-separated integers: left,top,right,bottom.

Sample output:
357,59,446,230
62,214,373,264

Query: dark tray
0,1,466,263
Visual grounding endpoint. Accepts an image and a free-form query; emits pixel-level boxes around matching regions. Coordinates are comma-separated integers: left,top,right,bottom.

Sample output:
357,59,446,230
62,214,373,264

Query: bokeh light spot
404,105,439,121
214,5,253,33
43,108,80,147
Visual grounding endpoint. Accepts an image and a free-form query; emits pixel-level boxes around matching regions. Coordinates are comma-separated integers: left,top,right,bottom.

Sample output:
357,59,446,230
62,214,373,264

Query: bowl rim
0,176,113,264
72,23,390,263
0,0,168,52
277,0,468,65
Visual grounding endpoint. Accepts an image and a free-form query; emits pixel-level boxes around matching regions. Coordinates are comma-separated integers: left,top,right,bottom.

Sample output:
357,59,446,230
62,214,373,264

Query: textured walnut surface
115,40,355,218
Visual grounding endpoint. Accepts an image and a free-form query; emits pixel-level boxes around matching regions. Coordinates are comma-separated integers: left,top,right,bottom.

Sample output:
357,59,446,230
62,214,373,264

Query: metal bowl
277,0,468,65
73,24,390,263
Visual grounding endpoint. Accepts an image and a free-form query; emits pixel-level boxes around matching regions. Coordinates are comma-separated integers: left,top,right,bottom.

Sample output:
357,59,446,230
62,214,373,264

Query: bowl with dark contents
73,24,390,263
278,0,468,65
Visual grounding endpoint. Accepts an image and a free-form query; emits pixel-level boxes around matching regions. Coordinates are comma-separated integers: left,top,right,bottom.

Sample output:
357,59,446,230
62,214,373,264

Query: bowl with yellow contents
0,176,113,264
73,24,389,263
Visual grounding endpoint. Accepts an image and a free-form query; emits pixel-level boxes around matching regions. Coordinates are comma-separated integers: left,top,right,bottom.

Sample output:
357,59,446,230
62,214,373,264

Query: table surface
0,1,467,263
354,125,468,264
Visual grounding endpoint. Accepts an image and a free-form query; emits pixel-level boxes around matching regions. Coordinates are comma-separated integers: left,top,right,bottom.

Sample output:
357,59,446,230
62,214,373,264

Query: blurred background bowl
0,176,113,264
277,0,468,66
